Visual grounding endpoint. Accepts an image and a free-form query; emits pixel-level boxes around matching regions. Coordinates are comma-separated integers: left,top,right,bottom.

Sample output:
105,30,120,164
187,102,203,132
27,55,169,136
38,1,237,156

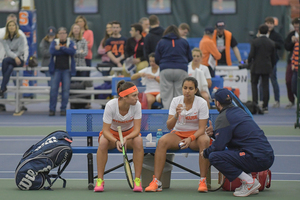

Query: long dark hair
117,80,136,97
182,77,201,97
102,22,112,46
163,25,180,38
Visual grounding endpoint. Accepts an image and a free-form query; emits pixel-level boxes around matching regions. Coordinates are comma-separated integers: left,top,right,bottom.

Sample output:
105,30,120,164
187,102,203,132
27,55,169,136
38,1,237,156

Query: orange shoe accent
145,175,162,192
198,178,208,192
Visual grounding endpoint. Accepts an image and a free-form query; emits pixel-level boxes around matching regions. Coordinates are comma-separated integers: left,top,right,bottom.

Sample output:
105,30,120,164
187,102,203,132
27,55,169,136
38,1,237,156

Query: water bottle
156,129,163,146
178,104,186,125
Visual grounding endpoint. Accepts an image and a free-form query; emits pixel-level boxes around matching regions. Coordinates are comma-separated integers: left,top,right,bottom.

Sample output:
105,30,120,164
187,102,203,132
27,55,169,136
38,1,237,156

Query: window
147,0,172,15
0,0,20,12
211,0,237,15
73,0,98,14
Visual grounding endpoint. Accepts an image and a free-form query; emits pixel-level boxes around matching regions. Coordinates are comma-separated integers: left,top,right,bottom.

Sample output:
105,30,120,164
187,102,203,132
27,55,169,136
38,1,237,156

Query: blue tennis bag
15,130,73,190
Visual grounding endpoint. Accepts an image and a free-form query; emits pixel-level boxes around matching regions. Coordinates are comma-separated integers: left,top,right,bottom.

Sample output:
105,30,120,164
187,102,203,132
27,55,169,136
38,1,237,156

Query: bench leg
87,153,94,190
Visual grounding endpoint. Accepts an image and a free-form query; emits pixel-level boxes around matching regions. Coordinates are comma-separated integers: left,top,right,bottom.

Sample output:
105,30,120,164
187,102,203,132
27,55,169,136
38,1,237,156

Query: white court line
1,171,300,176
1,153,300,157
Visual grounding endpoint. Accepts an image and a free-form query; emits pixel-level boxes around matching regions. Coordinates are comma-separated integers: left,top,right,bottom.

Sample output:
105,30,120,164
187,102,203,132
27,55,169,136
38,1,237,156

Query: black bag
28,56,38,68
15,130,73,190
243,101,263,115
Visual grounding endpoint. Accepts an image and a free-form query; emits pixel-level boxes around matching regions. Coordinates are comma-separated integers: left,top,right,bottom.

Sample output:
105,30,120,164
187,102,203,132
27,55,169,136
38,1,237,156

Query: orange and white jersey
169,95,209,131
103,99,142,131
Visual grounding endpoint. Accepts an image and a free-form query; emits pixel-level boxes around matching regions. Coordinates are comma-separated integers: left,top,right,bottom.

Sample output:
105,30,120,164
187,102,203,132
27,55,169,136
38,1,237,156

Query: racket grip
117,126,124,144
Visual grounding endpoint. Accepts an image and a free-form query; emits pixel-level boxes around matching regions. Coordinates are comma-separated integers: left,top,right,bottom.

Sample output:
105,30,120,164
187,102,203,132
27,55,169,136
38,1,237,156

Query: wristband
174,114,178,120
189,135,196,141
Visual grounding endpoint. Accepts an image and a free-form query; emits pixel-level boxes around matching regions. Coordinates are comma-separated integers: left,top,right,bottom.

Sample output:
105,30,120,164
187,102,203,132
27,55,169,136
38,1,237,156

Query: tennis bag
221,170,271,191
15,130,73,190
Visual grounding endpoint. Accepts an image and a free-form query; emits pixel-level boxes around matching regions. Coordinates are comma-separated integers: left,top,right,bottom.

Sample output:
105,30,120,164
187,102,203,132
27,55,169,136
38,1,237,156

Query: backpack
15,130,73,190
221,170,271,191
243,101,264,115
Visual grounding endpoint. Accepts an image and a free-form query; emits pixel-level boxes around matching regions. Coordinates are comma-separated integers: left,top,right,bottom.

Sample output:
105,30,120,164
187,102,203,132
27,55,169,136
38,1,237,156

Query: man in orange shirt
199,27,221,77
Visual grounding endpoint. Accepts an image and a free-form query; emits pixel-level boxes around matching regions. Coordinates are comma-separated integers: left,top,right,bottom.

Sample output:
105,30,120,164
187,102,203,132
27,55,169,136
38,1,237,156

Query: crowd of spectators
0,13,298,114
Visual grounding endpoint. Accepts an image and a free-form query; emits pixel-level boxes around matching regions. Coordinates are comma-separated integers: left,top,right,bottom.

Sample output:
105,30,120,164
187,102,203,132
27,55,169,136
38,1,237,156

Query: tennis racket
117,126,134,189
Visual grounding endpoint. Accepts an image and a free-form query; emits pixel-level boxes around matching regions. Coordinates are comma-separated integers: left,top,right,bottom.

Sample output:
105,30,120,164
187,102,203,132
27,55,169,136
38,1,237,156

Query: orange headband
119,86,138,97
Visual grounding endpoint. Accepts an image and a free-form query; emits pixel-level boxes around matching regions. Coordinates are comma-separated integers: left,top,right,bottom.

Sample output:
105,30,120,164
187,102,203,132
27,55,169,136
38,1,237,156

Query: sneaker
0,104,6,112
235,181,259,195
198,178,208,192
285,102,294,109
233,178,261,197
133,177,143,192
0,88,7,98
49,111,55,116
145,175,162,192
60,110,66,116
262,107,268,114
94,178,104,192
272,101,280,108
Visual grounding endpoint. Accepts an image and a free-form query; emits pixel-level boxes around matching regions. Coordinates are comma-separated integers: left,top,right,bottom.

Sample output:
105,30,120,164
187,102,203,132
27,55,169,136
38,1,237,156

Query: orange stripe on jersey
99,127,134,140
171,130,196,139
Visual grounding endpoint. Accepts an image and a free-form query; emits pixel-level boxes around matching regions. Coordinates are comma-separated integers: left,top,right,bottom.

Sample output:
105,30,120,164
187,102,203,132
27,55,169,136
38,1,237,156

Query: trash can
141,153,175,189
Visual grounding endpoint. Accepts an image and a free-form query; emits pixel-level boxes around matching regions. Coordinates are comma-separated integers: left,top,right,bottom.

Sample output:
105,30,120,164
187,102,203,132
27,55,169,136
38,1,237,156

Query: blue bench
66,109,219,189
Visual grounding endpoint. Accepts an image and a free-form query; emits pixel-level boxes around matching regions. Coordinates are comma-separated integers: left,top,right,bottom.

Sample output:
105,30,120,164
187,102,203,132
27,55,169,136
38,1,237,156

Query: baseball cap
47,26,57,36
204,26,214,34
215,21,225,30
212,88,232,104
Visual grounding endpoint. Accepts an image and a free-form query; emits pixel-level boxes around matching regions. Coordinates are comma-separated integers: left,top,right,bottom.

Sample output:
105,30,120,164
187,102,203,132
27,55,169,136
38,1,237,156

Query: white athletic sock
200,177,206,181
238,172,253,183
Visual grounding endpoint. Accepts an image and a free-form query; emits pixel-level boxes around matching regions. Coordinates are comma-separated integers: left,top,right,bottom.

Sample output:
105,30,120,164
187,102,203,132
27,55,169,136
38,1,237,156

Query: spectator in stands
178,23,190,40
260,17,284,108
123,23,148,76
139,17,150,38
291,41,298,97
0,20,26,98
144,15,164,61
199,27,221,77
155,25,192,109
75,15,94,73
105,21,127,68
248,24,276,114
39,26,57,86
97,22,112,63
68,24,88,70
0,13,28,111
213,21,242,66
94,80,144,192
145,77,210,192
131,53,161,109
188,48,212,107
284,18,299,108
203,88,274,197
48,27,76,116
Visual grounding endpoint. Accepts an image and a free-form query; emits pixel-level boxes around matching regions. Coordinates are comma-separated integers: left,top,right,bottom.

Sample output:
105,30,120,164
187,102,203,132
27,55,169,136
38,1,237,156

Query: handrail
0,66,121,115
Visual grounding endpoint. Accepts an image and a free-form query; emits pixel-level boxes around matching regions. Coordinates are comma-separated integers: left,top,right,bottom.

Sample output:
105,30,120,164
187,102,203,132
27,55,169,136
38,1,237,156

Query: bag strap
44,150,73,190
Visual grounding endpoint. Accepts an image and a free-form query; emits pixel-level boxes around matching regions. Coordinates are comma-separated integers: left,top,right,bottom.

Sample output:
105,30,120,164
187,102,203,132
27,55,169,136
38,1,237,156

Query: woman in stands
188,48,212,108
39,26,57,86
68,24,88,69
95,80,144,192
0,20,25,97
75,15,94,72
145,77,210,192
155,25,192,109
131,53,161,109
98,22,112,64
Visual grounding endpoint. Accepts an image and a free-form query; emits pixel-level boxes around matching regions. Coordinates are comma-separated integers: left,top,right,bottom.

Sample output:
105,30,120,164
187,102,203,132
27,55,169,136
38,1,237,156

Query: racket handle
117,126,124,144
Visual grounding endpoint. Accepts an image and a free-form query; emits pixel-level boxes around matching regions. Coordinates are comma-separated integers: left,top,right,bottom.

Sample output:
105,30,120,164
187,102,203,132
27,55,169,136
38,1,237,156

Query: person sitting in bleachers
131,53,161,109
188,48,211,108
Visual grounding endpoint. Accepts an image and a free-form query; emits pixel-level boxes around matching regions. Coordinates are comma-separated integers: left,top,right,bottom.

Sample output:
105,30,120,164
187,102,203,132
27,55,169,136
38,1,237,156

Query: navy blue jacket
203,105,274,159
155,33,192,72
49,38,76,76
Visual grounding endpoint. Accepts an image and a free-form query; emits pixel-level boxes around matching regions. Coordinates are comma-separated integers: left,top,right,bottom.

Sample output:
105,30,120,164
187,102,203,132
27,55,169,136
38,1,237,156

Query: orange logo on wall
19,11,29,26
